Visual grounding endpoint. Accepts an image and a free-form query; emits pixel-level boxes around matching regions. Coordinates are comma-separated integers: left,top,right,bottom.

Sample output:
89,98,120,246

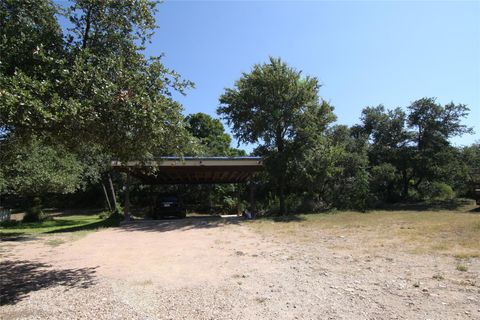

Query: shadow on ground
375,198,475,212
0,214,123,241
0,260,97,305
46,213,123,234
469,206,480,213
119,213,308,233
0,234,40,242
119,215,244,233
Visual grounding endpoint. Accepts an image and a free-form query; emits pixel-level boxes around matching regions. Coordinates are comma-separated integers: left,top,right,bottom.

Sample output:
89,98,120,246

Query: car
153,194,186,219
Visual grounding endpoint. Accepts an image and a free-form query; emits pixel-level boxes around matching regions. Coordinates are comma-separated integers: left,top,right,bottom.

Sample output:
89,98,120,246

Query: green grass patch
0,213,122,238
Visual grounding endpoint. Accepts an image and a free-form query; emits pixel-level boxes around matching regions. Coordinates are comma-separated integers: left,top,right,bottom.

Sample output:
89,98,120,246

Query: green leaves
356,98,474,201
219,57,336,213
1,137,84,196
1,0,194,162
185,112,243,156
219,57,327,149
0,0,195,199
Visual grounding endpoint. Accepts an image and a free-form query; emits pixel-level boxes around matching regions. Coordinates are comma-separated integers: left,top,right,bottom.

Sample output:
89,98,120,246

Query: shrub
456,265,468,272
422,182,455,200
22,197,45,222
220,196,237,214
0,220,19,227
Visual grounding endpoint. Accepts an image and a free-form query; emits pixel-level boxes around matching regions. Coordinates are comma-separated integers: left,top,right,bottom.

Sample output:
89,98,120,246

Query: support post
108,174,117,211
235,184,241,216
124,171,131,221
249,182,256,218
101,182,112,212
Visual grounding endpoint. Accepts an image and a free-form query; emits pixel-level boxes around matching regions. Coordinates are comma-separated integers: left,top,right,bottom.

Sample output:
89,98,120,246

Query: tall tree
0,0,194,161
0,0,64,77
218,57,335,214
0,0,66,140
185,112,245,156
356,98,473,201
0,0,196,214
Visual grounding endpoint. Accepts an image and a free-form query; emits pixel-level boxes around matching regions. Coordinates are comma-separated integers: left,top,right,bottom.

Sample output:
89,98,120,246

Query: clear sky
55,0,479,152
143,0,479,152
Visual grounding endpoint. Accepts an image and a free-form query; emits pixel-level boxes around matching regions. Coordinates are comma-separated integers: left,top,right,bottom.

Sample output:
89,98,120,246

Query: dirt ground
1,215,479,320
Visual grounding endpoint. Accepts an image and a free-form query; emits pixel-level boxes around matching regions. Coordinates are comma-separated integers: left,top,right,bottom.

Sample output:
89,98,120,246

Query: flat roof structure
112,157,263,184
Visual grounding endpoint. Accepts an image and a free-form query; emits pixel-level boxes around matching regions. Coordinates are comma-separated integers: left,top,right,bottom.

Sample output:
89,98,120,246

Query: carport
111,157,263,220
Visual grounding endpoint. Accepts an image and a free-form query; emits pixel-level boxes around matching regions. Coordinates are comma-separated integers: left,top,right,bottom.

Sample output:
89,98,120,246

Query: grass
456,265,468,272
45,238,66,247
0,213,122,238
250,206,480,257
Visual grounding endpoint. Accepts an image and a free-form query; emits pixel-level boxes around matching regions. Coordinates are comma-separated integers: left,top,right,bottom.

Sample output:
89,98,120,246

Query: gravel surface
1,217,479,319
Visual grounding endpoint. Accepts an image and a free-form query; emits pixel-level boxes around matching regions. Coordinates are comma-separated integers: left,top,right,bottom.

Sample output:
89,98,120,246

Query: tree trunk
82,6,92,49
276,130,287,215
101,182,112,212
108,174,117,211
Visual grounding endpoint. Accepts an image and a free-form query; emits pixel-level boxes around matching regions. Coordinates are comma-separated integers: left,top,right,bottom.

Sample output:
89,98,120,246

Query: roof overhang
111,157,263,184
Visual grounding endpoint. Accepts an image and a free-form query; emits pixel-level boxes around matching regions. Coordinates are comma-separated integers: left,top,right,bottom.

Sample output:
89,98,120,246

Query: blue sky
145,0,479,152
55,0,480,152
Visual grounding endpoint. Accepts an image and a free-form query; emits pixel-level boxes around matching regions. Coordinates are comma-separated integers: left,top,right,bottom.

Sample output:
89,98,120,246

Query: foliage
420,182,455,201
185,112,245,156
0,0,198,211
22,197,45,222
0,0,64,77
355,99,474,202
0,0,195,162
0,1,477,214
219,57,335,214
1,137,84,196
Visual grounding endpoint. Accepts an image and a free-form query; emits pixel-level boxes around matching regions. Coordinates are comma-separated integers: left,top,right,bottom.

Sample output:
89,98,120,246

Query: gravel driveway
1,216,479,319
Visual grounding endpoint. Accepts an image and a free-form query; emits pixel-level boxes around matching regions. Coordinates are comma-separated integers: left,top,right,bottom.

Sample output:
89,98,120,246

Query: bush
0,220,19,227
421,182,455,200
22,197,45,222
219,196,237,214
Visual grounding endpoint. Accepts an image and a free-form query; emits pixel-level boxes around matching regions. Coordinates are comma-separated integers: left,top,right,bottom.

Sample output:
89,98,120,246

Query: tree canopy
0,0,193,161
185,112,246,156
218,57,336,214
0,0,195,213
0,2,477,216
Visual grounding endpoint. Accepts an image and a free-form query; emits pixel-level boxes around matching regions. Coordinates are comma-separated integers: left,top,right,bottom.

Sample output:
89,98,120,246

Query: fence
0,208,11,222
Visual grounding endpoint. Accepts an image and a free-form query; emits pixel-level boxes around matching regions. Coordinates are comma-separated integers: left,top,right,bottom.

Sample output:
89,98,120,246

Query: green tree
0,0,197,217
218,57,335,214
0,0,66,140
0,0,194,161
0,0,64,77
356,105,412,199
407,98,473,193
185,112,246,156
291,125,370,211
356,98,473,201
0,136,84,220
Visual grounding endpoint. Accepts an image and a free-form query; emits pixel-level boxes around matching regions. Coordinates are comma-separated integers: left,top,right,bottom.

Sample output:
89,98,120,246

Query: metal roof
112,157,263,184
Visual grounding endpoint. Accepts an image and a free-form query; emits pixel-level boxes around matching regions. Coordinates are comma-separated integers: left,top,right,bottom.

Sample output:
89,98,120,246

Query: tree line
1,0,478,219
